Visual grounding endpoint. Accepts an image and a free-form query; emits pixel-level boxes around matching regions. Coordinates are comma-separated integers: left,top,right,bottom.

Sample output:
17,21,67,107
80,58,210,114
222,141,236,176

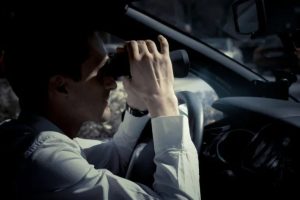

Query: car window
0,78,19,121
174,73,222,126
132,0,300,100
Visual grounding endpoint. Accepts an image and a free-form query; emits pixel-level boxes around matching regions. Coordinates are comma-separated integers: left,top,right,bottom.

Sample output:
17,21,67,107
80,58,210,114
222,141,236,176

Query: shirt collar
18,111,63,134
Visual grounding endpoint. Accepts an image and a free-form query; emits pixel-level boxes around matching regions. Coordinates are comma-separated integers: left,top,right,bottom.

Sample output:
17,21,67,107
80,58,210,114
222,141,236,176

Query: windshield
132,0,300,100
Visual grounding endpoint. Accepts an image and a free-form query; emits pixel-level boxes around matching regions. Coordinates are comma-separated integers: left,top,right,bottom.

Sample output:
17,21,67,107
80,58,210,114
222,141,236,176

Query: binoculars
101,49,190,79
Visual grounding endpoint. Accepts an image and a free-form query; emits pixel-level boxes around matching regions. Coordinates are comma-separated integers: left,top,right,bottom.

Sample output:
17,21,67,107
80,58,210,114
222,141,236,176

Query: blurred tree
133,0,236,37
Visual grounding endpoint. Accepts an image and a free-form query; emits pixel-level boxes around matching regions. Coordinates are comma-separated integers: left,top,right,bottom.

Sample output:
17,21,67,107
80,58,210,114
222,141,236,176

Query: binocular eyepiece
101,49,190,79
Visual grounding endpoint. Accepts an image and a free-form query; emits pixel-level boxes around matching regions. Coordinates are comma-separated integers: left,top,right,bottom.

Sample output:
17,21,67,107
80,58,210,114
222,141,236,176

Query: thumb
121,76,132,91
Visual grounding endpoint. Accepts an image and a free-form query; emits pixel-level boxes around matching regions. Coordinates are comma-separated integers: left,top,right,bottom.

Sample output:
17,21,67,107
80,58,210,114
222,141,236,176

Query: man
2,18,200,199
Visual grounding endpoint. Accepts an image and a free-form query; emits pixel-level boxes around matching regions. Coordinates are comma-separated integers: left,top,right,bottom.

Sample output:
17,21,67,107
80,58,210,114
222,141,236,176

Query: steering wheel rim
176,91,204,152
126,91,204,187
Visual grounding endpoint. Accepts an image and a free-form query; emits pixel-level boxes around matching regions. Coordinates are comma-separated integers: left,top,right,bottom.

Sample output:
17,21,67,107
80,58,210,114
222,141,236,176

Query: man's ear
49,75,68,94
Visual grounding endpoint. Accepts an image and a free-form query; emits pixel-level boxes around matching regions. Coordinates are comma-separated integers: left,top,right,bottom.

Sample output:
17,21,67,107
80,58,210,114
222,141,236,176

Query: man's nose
103,76,117,90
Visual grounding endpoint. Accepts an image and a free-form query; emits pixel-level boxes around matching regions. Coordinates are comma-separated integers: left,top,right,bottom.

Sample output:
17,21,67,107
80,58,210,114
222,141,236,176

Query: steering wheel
126,91,204,188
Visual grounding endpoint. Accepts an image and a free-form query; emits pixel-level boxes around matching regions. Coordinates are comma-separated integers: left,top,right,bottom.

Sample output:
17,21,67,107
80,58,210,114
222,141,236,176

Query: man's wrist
126,103,149,117
145,95,179,118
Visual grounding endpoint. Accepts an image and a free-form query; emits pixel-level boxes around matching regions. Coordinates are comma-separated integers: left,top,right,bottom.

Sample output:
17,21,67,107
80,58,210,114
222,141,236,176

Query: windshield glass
132,0,300,100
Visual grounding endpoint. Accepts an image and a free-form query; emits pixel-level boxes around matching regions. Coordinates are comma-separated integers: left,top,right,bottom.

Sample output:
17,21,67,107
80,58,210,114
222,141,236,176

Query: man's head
5,25,117,137
5,28,86,106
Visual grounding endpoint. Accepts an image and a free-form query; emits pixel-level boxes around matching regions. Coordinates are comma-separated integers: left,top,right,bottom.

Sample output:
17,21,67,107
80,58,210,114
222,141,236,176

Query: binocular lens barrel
101,49,189,79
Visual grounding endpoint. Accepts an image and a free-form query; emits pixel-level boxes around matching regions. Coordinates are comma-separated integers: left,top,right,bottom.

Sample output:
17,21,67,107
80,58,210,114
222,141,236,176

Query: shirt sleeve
152,115,201,199
25,133,160,200
25,117,200,200
75,110,150,175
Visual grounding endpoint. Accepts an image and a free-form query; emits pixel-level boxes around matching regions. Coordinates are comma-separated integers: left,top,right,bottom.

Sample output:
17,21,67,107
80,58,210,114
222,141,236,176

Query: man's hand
123,35,179,118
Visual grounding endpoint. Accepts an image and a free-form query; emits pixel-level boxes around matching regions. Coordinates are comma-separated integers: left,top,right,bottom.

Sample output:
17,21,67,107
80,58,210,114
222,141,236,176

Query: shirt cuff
151,115,192,154
114,110,150,141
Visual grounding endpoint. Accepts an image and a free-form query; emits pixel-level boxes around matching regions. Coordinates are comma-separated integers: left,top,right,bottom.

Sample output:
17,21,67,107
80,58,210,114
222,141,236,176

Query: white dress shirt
16,111,200,200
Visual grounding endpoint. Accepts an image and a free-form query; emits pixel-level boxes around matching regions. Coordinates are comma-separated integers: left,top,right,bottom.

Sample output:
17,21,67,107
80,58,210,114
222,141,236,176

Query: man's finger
158,35,169,55
146,40,158,54
137,40,150,55
127,40,139,60
121,76,132,90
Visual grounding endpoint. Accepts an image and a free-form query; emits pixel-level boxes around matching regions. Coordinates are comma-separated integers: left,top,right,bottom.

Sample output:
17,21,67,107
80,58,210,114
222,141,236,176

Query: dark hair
4,24,93,111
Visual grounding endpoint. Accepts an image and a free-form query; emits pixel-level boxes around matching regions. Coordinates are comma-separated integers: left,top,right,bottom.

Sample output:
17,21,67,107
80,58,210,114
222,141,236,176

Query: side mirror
232,0,300,38
232,0,260,35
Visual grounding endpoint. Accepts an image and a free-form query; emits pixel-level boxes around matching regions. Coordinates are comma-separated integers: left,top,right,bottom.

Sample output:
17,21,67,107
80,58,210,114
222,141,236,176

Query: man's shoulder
0,118,35,135
0,118,36,154
25,130,81,159
0,118,80,159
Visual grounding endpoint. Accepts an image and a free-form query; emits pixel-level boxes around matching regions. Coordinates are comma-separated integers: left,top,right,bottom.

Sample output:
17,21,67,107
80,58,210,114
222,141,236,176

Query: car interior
1,0,300,199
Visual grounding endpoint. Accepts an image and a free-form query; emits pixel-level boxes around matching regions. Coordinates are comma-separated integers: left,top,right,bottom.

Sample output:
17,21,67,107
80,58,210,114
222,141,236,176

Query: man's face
66,32,117,123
